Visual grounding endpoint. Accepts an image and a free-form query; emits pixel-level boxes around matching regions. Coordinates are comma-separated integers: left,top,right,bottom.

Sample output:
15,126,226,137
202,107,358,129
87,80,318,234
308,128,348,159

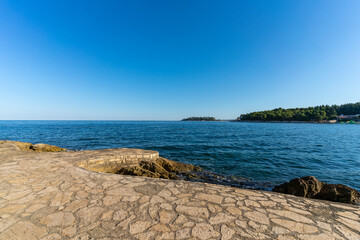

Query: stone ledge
76,149,159,173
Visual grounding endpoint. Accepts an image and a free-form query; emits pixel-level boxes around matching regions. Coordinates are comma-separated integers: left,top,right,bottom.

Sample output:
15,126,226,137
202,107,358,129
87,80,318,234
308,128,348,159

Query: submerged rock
116,157,201,180
0,140,66,152
273,176,360,204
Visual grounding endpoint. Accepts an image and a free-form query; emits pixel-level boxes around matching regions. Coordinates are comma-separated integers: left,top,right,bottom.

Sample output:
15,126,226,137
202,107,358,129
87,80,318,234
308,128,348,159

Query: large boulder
316,183,360,204
273,176,360,204
273,176,322,198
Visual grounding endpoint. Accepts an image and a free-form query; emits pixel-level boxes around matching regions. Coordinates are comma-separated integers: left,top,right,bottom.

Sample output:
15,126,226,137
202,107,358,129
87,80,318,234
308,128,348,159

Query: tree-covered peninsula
237,102,360,122
182,117,218,121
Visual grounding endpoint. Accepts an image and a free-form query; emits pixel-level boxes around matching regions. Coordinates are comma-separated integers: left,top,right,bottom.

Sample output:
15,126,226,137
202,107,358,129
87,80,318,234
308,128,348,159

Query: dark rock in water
316,184,360,204
273,176,322,198
116,157,202,180
273,176,360,204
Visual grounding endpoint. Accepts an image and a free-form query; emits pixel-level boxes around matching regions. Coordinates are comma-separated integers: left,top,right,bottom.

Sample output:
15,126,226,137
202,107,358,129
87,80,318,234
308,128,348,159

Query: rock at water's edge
0,140,66,152
31,143,66,152
273,176,360,204
116,157,202,180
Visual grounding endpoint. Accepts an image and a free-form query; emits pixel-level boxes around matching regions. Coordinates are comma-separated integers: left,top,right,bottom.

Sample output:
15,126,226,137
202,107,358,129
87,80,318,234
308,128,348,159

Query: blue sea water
1,121,359,191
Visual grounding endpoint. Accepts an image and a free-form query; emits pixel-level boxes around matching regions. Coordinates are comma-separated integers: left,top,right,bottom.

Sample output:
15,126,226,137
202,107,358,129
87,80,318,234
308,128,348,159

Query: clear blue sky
1,0,360,120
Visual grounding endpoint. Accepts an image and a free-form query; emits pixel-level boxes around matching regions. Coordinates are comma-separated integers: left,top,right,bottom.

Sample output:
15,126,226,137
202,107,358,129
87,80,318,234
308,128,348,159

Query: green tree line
182,117,217,121
238,102,360,122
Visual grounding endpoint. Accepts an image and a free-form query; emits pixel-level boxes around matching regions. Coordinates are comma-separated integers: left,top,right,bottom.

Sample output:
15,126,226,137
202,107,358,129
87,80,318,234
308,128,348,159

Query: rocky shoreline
2,140,359,205
1,140,360,239
0,140,66,152
115,157,202,180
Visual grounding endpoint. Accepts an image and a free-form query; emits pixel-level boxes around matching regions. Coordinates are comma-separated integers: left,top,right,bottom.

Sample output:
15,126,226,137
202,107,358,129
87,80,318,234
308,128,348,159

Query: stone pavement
0,141,360,240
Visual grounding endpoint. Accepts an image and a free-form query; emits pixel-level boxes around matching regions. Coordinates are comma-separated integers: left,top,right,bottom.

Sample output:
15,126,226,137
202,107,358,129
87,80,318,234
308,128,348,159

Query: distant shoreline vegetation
182,117,218,121
237,102,360,122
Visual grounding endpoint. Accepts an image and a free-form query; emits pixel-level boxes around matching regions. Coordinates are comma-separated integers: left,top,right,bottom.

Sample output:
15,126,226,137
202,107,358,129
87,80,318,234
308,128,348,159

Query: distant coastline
181,102,360,123
182,117,220,121
237,102,360,123
233,120,338,124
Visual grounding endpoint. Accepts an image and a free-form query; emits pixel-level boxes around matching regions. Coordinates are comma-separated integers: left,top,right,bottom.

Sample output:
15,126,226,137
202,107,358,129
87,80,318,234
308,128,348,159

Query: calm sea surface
1,121,359,191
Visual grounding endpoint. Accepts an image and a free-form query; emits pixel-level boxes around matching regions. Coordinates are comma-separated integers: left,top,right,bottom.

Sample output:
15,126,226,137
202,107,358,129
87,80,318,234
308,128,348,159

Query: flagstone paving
0,141,360,240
